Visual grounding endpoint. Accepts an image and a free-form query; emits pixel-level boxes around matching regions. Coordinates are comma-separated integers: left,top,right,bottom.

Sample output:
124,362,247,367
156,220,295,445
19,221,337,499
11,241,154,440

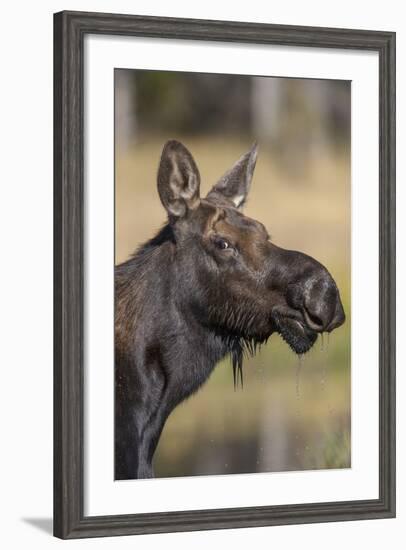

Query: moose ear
157,140,201,220
206,143,258,209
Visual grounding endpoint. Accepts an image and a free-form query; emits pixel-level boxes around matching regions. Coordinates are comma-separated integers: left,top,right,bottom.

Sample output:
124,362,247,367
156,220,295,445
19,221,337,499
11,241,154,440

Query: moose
115,140,345,480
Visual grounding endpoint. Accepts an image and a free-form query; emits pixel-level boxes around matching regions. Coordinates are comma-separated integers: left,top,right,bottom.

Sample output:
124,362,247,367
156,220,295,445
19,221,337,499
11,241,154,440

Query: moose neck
116,225,231,384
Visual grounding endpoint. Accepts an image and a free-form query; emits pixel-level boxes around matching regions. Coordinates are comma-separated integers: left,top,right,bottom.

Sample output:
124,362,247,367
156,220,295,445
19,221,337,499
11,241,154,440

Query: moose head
157,140,345,362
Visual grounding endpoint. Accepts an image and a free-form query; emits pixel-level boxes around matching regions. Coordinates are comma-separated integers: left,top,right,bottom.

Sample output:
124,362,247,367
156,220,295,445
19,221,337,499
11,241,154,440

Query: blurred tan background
115,70,351,477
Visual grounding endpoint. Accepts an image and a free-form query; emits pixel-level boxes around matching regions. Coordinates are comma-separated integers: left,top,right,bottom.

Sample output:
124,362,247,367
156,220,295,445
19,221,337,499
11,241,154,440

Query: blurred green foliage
134,71,251,135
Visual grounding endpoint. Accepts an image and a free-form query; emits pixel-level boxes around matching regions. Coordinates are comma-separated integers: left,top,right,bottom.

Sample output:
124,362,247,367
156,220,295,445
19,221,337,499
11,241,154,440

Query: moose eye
214,237,231,250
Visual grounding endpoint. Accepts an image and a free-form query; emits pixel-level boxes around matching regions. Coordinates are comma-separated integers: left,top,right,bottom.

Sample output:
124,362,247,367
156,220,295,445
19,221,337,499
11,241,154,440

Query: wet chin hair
207,303,270,389
271,312,318,355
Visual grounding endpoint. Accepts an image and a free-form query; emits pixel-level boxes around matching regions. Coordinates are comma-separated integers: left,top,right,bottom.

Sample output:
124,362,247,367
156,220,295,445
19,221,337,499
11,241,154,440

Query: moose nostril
302,305,331,332
305,310,325,331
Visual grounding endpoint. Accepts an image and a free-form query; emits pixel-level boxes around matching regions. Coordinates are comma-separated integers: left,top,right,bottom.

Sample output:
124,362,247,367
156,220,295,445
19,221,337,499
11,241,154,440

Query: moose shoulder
115,140,345,480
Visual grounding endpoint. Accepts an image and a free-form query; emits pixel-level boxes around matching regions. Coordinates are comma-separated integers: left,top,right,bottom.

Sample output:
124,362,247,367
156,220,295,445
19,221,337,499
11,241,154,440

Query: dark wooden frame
54,10,396,539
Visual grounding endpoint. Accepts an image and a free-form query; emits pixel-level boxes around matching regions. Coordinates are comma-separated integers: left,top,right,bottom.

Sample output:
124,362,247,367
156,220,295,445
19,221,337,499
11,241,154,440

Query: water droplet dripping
320,333,325,352
296,354,304,398
320,331,331,391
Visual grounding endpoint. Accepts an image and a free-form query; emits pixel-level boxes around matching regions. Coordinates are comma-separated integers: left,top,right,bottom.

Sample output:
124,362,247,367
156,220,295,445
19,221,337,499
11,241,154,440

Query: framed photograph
54,10,396,539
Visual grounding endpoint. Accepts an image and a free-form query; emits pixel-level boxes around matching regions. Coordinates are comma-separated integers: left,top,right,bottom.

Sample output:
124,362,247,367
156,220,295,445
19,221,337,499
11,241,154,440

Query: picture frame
54,10,396,539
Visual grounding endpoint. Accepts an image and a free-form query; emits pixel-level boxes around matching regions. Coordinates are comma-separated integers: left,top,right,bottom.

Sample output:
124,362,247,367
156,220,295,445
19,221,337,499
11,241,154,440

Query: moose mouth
271,310,318,355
